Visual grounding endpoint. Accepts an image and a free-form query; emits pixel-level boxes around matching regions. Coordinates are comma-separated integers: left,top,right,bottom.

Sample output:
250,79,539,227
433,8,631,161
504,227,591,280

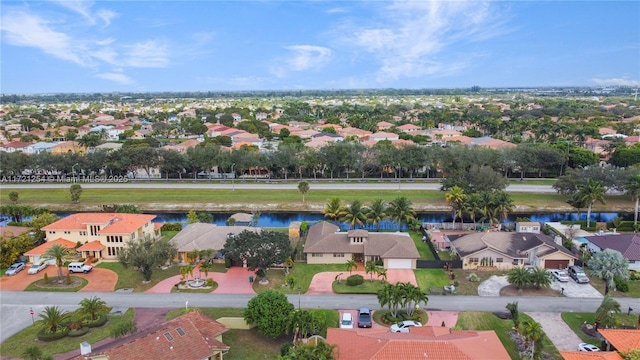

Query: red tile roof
598,329,640,353
560,351,624,360
0,226,32,239
24,238,76,256
76,240,105,251
42,213,156,234
327,326,510,360
75,311,229,360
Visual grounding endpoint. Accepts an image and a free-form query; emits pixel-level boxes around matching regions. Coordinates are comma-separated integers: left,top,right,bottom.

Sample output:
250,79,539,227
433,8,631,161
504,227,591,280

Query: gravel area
478,275,602,298
477,275,511,296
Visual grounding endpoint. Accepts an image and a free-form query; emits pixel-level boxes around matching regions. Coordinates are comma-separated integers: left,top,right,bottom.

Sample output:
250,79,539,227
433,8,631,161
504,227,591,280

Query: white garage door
387,259,412,269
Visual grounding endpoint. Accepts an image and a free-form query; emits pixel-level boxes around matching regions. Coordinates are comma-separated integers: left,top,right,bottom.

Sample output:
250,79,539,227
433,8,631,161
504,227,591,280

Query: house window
512,259,519,265
79,231,86,236
333,253,344,258
311,253,322,257
496,258,503,263
64,231,71,235
469,257,479,263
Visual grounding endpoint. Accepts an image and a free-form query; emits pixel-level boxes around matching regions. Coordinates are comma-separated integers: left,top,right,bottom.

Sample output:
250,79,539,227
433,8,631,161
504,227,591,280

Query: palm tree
577,179,606,228
507,267,531,290
625,173,640,228
463,193,482,229
530,267,552,290
520,319,544,358
199,261,212,278
478,191,498,225
445,186,466,229
594,295,621,330
403,283,428,316
377,268,387,284
493,191,514,224
22,346,45,360
78,296,109,321
38,306,70,334
322,197,343,224
365,261,378,282
341,199,367,229
387,196,416,230
587,249,629,295
297,181,310,204
377,283,401,317
41,244,75,281
345,259,357,275
506,302,520,332
366,199,388,231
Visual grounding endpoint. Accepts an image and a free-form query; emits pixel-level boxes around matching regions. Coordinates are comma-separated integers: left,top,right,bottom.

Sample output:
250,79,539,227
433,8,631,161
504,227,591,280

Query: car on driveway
578,343,600,352
390,320,422,333
568,266,590,283
550,270,570,282
27,262,48,275
5,262,25,276
357,308,372,328
340,312,354,329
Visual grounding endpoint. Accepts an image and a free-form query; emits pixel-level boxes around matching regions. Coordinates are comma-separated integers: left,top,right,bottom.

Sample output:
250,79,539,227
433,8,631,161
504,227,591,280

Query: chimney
80,341,92,355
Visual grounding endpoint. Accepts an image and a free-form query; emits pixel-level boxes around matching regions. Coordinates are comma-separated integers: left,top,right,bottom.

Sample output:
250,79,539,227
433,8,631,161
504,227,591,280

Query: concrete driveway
526,312,583,351
478,275,602,298
307,269,417,295
0,266,117,292
146,266,255,294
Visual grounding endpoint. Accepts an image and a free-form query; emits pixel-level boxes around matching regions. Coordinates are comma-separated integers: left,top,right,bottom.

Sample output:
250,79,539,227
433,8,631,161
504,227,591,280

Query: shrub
466,273,480,282
161,223,182,231
92,257,100,263
281,342,294,356
346,274,364,286
67,321,83,330
66,273,72,285
68,326,90,337
224,257,231,268
206,278,215,287
77,258,86,263
84,314,108,328
630,271,640,281
453,280,459,287
614,276,629,292
43,272,49,284
37,327,69,341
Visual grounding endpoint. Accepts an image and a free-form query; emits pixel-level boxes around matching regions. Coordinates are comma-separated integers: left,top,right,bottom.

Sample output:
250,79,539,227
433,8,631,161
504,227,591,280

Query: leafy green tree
41,244,75,280
401,282,428,316
587,249,630,295
322,197,343,223
341,200,367,229
594,295,620,330
366,199,387,231
624,172,640,227
387,196,416,230
280,340,336,360
0,232,36,268
186,209,199,224
345,259,357,275
69,184,83,203
286,310,324,344
365,261,378,282
377,268,387,284
245,289,294,338
8,191,18,204
222,230,292,272
28,212,59,245
118,237,177,281
298,180,310,204
507,267,532,290
78,296,109,321
577,179,606,228
113,204,142,214
38,306,70,334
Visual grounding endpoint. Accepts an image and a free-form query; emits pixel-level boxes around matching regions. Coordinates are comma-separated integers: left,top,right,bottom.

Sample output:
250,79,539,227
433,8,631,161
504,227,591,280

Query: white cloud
592,78,639,86
340,0,508,82
0,10,92,66
95,72,133,84
284,45,333,71
119,40,170,68
53,0,118,27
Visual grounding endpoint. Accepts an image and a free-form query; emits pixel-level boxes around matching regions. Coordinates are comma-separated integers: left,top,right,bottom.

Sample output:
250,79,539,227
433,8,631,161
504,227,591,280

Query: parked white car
340,312,354,329
578,343,600,352
390,320,422,333
550,270,570,282
27,262,48,275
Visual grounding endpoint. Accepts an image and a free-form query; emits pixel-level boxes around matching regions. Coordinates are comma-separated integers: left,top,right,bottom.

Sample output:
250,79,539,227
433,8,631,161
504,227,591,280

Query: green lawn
410,231,435,259
451,269,508,296
561,312,638,345
589,278,640,298
0,308,135,359
254,263,346,294
96,262,181,292
24,276,88,292
413,269,451,291
332,279,383,294
166,307,245,320
455,312,561,360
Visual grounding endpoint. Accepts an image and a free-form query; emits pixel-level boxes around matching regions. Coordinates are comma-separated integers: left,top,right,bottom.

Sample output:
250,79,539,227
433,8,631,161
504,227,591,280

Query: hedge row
37,327,69,342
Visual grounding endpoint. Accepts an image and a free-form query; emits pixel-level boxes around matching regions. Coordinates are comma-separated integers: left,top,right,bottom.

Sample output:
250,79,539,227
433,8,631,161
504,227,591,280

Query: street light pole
297,287,301,310
231,163,236,192
397,163,401,192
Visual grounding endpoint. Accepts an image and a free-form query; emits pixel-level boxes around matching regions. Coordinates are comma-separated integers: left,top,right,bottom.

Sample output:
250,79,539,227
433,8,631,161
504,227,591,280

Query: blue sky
1,1,638,94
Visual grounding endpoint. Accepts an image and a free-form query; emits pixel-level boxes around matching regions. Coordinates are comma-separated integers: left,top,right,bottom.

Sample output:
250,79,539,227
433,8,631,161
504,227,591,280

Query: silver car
5,262,25,276
551,270,570,282
28,262,49,275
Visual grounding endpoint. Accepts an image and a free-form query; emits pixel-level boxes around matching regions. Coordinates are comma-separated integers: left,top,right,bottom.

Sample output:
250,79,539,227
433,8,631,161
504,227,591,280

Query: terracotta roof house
161,139,201,154
583,234,640,271
326,326,510,360
303,222,419,269
74,310,229,360
170,223,262,262
598,328,640,353
42,213,159,260
469,136,517,150
24,238,76,265
50,141,85,155
367,132,399,142
449,230,577,270
0,225,32,239
0,141,33,153
376,121,394,131
397,123,422,133
560,351,624,360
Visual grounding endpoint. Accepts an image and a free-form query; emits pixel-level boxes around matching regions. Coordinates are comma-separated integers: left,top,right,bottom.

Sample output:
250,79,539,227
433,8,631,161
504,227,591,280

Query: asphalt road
2,291,637,343
1,181,557,193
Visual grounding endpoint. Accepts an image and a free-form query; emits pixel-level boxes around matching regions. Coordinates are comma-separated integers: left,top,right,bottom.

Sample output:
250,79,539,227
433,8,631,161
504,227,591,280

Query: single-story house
0,225,32,239
449,230,577,270
24,238,77,265
303,222,419,269
583,234,640,271
326,326,510,360
73,310,229,360
228,213,254,226
170,223,262,262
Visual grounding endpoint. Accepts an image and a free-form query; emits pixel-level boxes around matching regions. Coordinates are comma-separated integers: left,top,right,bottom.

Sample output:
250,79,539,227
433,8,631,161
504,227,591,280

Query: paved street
2,291,637,343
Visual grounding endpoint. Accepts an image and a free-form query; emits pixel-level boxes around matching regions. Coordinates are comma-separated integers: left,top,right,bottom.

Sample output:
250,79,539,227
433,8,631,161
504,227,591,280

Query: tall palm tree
365,261,378,282
297,180,310,204
506,302,520,332
78,296,109,321
577,179,606,228
587,249,629,295
341,199,367,229
594,295,621,330
445,186,466,229
478,191,498,225
345,259,357,275
625,173,640,228
377,268,387,284
520,319,544,357
366,199,388,232
199,261,212,278
387,196,416,230
493,191,514,224
463,193,482,229
38,306,70,334
322,197,343,224
41,244,75,281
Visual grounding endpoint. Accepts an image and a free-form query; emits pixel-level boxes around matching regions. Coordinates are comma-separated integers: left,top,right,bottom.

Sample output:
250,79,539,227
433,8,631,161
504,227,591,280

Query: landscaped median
24,275,88,292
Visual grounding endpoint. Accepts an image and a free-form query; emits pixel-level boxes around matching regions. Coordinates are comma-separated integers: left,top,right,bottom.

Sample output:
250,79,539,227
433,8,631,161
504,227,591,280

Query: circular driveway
477,275,602,298
0,265,117,292
307,269,417,295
